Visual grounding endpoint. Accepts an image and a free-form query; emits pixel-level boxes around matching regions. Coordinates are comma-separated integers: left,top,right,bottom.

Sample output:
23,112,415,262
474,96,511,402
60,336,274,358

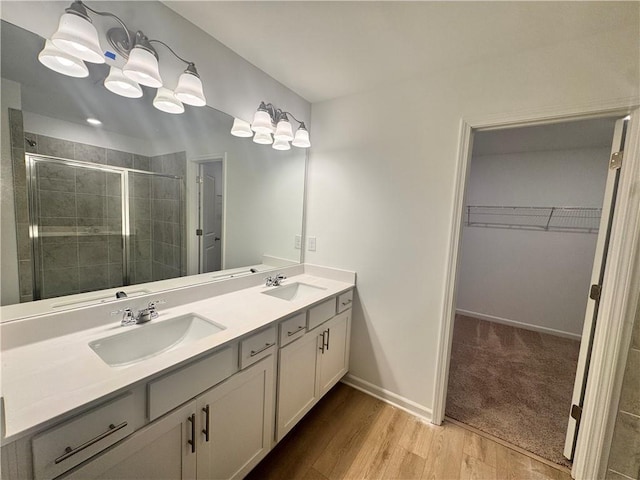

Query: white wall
457,147,610,338
1,79,22,305
305,19,639,414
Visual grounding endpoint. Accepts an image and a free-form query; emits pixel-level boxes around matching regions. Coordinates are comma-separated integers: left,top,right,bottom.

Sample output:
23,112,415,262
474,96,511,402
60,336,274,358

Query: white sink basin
262,282,326,301
89,314,225,367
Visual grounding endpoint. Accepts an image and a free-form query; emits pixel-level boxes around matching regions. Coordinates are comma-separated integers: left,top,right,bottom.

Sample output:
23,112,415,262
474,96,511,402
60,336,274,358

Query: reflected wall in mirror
0,20,306,309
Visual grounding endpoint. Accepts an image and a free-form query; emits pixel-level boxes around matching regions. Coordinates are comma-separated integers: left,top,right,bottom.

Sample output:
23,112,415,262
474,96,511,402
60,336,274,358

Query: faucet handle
111,307,136,326
147,299,166,319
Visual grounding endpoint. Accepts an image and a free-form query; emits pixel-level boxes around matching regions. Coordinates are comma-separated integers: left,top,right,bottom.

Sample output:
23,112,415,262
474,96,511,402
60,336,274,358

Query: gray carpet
446,314,580,467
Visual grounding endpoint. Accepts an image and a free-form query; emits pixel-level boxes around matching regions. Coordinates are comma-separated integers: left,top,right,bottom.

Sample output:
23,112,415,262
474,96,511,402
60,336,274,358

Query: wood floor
247,383,572,480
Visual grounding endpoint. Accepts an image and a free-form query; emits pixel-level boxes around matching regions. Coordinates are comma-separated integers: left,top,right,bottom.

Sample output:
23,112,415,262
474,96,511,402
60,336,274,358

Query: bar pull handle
202,405,210,442
55,422,128,464
188,414,196,453
287,325,305,337
250,342,275,357
319,332,326,354
324,328,330,351
341,299,352,306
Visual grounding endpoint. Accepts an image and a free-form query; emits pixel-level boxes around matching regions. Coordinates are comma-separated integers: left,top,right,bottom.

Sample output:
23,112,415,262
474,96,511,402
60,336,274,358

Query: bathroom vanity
0,266,355,480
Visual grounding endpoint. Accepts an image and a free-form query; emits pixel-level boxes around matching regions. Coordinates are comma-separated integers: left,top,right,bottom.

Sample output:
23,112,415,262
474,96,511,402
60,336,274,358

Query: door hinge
590,284,602,302
196,176,203,184
196,229,203,236
571,404,582,423
610,151,623,170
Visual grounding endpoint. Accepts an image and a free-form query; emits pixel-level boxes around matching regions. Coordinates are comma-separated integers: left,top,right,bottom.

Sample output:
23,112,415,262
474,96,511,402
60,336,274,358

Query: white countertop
0,272,354,443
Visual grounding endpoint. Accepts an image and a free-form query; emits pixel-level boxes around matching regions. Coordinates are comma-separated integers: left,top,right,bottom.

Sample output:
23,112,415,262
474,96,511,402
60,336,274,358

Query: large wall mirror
1,20,306,317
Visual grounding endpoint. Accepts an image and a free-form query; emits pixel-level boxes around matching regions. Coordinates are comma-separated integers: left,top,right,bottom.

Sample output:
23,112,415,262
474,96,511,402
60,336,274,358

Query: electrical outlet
308,236,317,252
295,235,302,249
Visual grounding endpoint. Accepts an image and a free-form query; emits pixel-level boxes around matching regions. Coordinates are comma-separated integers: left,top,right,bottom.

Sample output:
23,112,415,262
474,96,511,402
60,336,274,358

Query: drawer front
279,313,307,347
308,298,336,331
240,326,277,369
32,393,135,480
337,290,354,313
148,345,237,421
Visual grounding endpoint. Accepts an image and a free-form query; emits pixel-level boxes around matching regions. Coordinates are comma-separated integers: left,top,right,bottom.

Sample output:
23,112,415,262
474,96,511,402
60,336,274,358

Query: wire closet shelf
465,206,602,233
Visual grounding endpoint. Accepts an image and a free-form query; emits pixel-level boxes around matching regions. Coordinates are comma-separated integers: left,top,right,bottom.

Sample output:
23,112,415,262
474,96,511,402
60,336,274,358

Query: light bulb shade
251,110,274,134
123,47,162,88
174,72,206,106
38,39,89,78
153,87,184,114
274,119,294,141
104,66,143,98
253,132,273,145
231,118,253,137
51,12,104,64
292,127,311,148
272,138,291,151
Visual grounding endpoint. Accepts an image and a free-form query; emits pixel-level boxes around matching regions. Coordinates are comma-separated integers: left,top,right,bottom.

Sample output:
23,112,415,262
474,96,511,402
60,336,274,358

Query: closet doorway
444,116,625,468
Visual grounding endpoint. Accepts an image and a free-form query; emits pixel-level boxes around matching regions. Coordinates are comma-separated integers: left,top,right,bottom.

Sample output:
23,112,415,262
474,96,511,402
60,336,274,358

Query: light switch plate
308,236,317,252
295,235,302,249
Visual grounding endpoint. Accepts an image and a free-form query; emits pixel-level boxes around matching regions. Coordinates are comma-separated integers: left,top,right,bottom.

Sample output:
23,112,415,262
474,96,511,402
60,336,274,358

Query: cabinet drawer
308,298,336,331
279,313,307,347
337,290,354,313
32,393,135,480
148,345,237,421
240,326,277,369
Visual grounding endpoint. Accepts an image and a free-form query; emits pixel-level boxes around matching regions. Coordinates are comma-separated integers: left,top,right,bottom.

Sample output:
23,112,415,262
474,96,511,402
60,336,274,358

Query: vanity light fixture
38,0,206,113
231,102,311,150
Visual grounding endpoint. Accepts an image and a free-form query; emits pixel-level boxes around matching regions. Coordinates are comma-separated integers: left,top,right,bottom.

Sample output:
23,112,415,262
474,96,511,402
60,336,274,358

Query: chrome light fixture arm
70,0,133,51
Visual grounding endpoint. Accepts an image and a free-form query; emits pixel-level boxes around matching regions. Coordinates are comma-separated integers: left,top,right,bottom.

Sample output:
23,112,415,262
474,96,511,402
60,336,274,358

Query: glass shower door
27,156,126,300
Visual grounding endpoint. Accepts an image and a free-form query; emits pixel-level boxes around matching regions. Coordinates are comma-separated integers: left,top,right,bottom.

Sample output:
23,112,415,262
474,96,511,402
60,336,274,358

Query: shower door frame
25,154,185,301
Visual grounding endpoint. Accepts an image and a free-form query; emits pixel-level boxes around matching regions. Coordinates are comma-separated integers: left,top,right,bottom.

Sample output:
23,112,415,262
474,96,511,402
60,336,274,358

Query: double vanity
0,265,355,480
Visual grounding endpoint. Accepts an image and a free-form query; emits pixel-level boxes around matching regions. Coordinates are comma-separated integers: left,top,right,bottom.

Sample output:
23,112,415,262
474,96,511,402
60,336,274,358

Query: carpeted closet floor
446,314,581,467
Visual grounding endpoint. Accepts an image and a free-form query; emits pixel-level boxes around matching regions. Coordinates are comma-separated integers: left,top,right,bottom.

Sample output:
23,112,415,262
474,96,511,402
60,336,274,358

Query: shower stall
25,154,185,301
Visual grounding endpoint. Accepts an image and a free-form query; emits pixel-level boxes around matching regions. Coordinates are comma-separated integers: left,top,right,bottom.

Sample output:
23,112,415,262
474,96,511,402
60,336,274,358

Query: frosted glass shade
51,13,104,64
274,119,294,141
272,138,291,151
153,88,184,114
251,110,274,134
104,67,143,98
292,128,311,148
123,47,162,88
174,72,206,106
230,118,253,137
253,132,273,145
38,40,89,78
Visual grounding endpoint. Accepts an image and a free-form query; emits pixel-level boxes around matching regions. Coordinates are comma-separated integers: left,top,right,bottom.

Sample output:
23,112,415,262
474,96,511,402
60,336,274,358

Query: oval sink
262,282,326,301
89,314,225,367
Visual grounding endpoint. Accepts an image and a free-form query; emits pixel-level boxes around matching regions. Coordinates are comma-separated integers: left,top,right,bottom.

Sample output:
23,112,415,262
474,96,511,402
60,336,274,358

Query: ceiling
164,1,638,104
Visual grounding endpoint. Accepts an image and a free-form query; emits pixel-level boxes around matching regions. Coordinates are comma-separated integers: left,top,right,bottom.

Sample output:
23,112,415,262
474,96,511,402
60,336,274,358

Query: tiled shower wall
607,300,640,480
8,108,186,300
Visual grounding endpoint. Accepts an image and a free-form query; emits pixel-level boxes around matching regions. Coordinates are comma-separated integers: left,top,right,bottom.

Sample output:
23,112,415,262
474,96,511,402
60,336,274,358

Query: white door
317,311,351,397
198,162,223,273
563,117,629,460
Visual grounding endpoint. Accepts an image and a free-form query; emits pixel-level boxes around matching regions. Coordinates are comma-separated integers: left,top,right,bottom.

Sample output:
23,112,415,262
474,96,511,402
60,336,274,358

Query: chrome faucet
113,300,165,326
265,273,287,287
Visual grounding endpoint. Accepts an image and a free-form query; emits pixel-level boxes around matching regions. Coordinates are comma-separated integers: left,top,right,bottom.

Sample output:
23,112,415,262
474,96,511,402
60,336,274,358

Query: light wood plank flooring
247,383,572,480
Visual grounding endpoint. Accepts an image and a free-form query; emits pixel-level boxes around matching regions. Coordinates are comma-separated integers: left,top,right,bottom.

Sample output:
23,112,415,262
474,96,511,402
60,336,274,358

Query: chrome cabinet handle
324,328,330,351
287,325,305,337
202,405,210,442
188,414,196,453
341,299,352,306
54,421,128,464
250,342,275,357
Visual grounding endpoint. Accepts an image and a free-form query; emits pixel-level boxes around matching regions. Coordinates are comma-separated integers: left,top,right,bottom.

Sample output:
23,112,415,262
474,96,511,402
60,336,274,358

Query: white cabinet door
317,310,351,397
276,330,321,441
196,356,275,480
63,401,197,480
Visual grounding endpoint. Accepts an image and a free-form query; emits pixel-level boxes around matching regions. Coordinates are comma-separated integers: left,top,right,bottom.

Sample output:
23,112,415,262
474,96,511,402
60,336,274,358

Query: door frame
190,153,227,274
431,101,640,480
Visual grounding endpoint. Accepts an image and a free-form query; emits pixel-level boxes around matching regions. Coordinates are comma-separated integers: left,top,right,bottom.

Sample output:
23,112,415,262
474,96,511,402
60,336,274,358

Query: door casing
432,102,640,480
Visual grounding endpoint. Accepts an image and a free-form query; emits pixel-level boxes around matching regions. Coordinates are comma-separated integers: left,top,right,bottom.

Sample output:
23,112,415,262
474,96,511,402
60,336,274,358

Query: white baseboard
456,309,582,341
341,374,432,423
